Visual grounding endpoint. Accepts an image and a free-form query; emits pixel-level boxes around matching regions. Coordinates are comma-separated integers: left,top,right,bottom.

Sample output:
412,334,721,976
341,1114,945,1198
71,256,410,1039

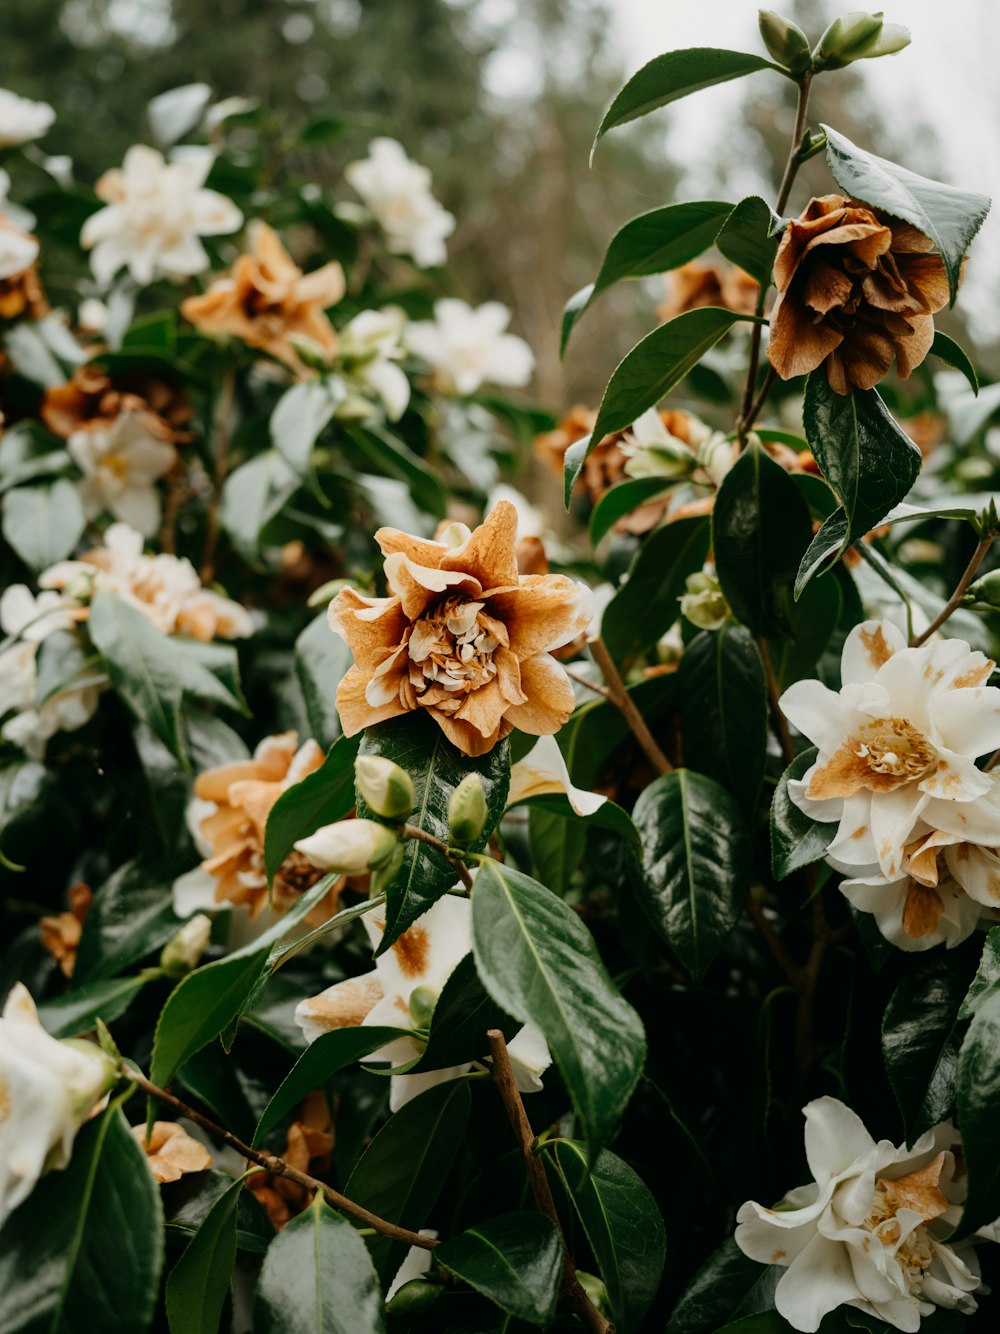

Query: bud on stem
758,10,812,73
447,773,488,847
355,755,415,821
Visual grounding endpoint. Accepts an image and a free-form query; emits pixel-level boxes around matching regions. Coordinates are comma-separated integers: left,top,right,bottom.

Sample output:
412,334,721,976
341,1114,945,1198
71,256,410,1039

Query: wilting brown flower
132,1121,213,1183
39,883,93,978
181,221,345,372
0,215,48,322
186,732,345,920
41,364,191,443
329,501,593,757
657,258,759,323
247,1091,333,1229
767,194,951,394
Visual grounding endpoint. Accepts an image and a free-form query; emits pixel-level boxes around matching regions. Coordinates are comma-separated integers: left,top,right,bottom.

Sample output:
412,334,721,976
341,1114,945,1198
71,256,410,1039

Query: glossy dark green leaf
666,1238,779,1334
166,1174,245,1334
883,955,966,1145
254,1195,386,1334
824,125,990,304
631,769,749,977
770,748,836,880
271,379,339,476
348,425,447,520
678,626,767,817
358,713,510,949
471,858,645,1153
594,49,782,150
601,515,711,664
434,1212,561,1326
1,478,86,570
294,611,354,749
38,971,155,1038
562,201,732,349
713,442,814,638
35,629,103,707
563,435,590,508
588,476,675,546
549,1139,666,1333
74,857,183,983
715,195,782,290
528,804,587,895
959,927,1000,1019
220,450,299,564
795,510,850,598
346,1078,472,1283
0,1107,163,1334
931,332,978,393
0,758,46,871
263,733,360,884
953,989,1000,1236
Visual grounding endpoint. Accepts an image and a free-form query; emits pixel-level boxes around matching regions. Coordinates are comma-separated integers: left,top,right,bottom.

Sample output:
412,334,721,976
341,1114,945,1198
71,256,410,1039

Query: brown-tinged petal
374,527,450,567
298,972,385,1032
328,589,408,671
766,290,845,380
434,709,510,757
888,220,936,254
296,261,347,308
227,779,283,837
901,880,945,939
898,253,952,314
892,313,936,381
803,261,854,316
133,1122,213,1183
494,645,526,705
826,323,895,393
486,576,591,658
501,653,576,736
439,499,520,590
454,678,509,740
336,663,408,736
383,552,482,620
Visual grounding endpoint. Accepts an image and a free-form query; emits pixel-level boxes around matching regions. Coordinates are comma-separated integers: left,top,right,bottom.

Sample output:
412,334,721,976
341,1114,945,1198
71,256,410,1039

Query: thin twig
486,1031,612,1334
588,637,671,776
402,823,474,889
909,536,994,647
757,637,796,768
741,365,778,438
122,1064,438,1252
200,363,237,584
746,896,800,986
564,665,615,703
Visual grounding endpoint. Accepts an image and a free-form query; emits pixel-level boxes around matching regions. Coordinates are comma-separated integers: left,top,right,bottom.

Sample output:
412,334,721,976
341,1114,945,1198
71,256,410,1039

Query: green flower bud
679,568,730,632
576,1272,611,1315
159,913,213,978
385,1278,441,1315
447,773,488,847
286,334,335,372
355,755,414,821
369,840,405,895
296,818,400,875
966,569,1000,610
407,985,438,1030
61,1039,118,1116
758,10,812,72
813,11,910,70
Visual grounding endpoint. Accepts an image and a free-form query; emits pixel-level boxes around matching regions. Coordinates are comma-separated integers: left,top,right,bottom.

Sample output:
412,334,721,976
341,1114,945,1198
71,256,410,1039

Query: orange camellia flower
657,257,759,322
39,883,93,978
0,215,48,321
767,194,951,394
131,1121,213,1184
181,221,345,371
329,501,593,757
246,1090,333,1229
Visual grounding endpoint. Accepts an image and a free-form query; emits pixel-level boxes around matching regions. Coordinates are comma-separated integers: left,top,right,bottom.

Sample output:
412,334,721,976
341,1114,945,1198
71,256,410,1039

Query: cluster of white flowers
781,619,1000,950
737,1097,1000,1332
345,137,455,269
405,298,534,396
339,307,411,421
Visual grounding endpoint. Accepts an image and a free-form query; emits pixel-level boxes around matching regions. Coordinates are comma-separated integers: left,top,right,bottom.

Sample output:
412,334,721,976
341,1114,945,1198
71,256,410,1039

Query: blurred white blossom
68,411,177,536
405,298,534,396
0,89,55,148
345,137,454,268
340,307,411,420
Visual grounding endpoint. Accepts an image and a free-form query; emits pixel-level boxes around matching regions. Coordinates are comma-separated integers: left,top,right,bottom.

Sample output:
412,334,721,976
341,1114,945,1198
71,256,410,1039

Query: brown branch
486,1031,612,1334
122,1064,438,1252
757,637,796,768
588,637,671,776
564,665,615,703
746,896,800,986
741,365,778,437
402,823,474,890
200,363,237,584
909,536,994,648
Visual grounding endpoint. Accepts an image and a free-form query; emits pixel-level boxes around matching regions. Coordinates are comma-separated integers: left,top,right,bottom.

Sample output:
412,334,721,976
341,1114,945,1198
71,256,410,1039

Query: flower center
853,717,936,782
406,596,503,715
863,1181,935,1281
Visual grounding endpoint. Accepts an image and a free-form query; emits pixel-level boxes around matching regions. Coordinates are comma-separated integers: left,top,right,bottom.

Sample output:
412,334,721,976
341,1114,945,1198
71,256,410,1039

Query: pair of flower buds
758,8,910,75
294,756,488,882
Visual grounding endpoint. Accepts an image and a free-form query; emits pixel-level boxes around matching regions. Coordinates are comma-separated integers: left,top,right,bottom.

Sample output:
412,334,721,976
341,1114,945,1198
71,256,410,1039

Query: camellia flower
657,257,759,322
81,144,243,287
0,215,47,321
328,500,593,756
735,1097,998,1331
180,221,345,372
404,299,534,397
41,523,254,641
68,411,177,537
345,137,455,268
767,195,951,394
42,365,192,445
679,566,730,632
0,89,55,148
781,620,1000,903
0,983,116,1227
171,732,341,921
246,1091,333,1229
339,307,411,421
132,1121,212,1184
39,884,93,979
295,894,551,1111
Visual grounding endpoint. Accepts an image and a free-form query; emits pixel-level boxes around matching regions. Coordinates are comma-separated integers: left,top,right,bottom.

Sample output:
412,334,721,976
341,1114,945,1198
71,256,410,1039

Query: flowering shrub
3,11,1000,1334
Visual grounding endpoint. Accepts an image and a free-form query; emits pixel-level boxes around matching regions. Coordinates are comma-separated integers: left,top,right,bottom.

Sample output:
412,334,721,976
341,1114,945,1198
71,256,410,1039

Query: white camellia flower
68,411,177,536
0,89,55,148
507,735,607,817
81,144,243,287
340,308,411,421
404,298,534,396
0,216,38,281
0,983,116,1227
619,408,702,481
781,620,1000,892
345,137,455,268
735,1097,999,1331
295,894,551,1111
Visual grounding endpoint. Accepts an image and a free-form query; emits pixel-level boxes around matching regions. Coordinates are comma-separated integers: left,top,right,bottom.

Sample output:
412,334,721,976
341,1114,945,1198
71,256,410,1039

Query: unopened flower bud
758,10,812,72
966,569,1000,611
355,755,414,821
64,570,95,603
369,840,404,895
332,393,378,421
813,11,910,70
60,1039,118,1117
295,819,400,875
680,568,730,632
385,1279,441,1315
160,914,212,978
287,333,335,372
407,985,438,1030
447,773,488,847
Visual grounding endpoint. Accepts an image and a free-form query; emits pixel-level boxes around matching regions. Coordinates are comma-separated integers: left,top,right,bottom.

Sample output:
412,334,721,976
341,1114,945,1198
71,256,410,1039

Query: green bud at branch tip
355,754,415,821
447,772,489,847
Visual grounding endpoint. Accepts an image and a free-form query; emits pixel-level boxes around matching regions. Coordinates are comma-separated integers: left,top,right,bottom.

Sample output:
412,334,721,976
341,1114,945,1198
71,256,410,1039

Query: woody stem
589,637,672,776
121,1063,439,1252
200,362,237,584
401,823,475,890
909,536,994,647
757,636,796,768
486,1031,612,1334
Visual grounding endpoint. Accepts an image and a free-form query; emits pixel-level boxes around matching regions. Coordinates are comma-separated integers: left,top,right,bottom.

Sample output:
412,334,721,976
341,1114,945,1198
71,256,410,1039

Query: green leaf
593,49,783,152
588,477,675,547
562,201,732,350
471,858,646,1154
715,196,782,290
600,515,711,664
883,955,966,1145
73,858,182,983
254,1195,386,1334
549,1139,666,1333
631,769,750,977
0,1106,163,1334
770,748,837,880
166,1173,245,1334
953,989,1000,1236
345,1078,472,1283
434,1212,561,1326
270,379,339,476
666,1238,779,1334
823,124,991,305
959,927,1000,1019
263,733,360,884
713,442,814,638
220,450,299,564
358,713,510,949
563,435,590,508
1,479,86,570
35,629,104,707
294,612,354,750
931,332,978,393
0,759,46,871
795,511,850,598
528,804,587,895
348,425,447,520
678,626,767,817
38,972,155,1039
